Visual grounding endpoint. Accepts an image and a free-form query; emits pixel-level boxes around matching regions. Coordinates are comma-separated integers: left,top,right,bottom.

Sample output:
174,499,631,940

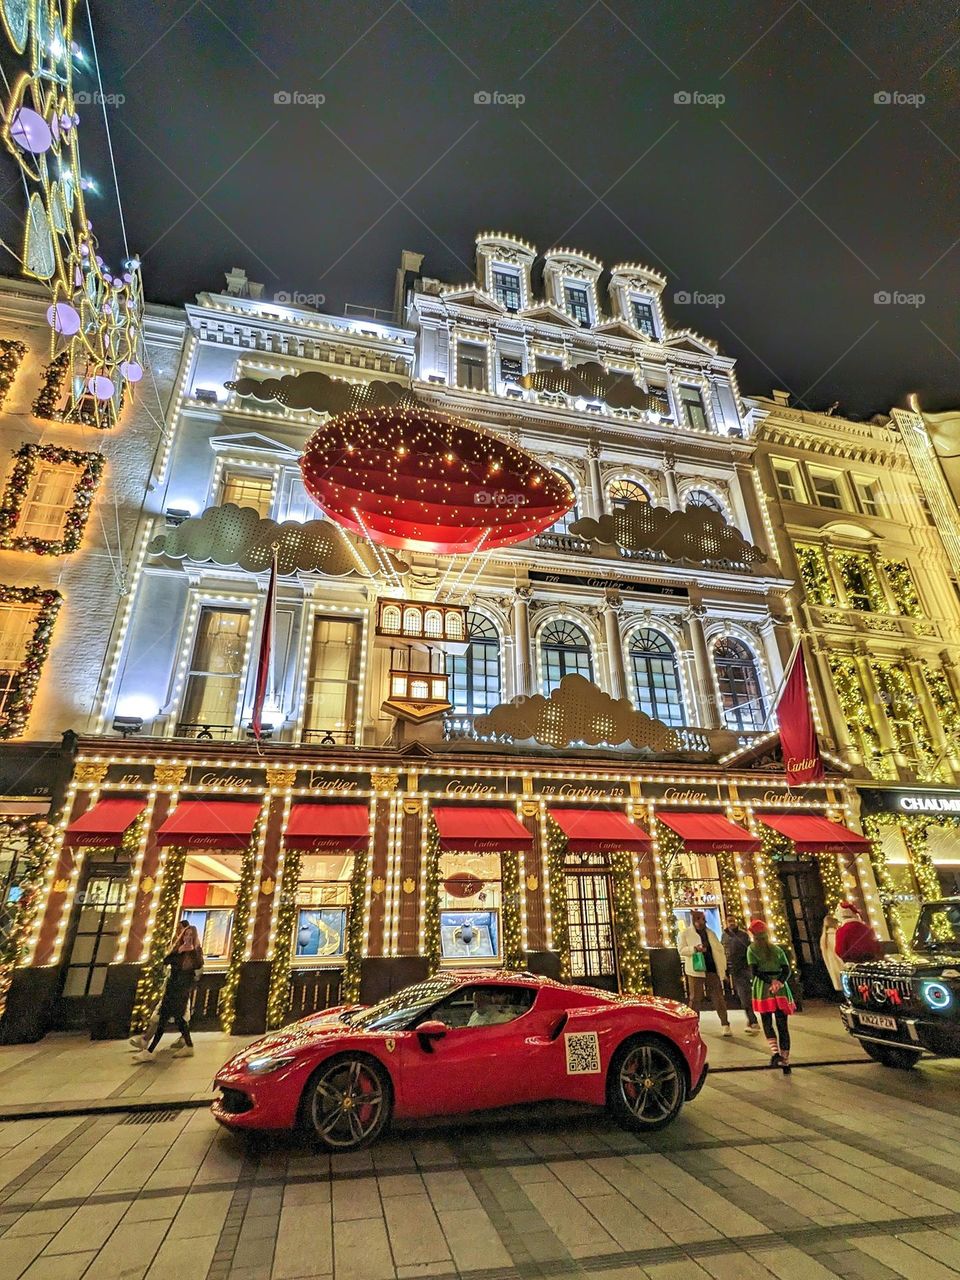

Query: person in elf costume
747,919,796,1075
834,901,881,963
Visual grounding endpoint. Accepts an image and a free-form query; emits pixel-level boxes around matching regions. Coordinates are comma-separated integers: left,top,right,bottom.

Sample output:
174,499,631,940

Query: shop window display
438,852,501,964
292,854,353,963
671,852,724,935
179,852,242,963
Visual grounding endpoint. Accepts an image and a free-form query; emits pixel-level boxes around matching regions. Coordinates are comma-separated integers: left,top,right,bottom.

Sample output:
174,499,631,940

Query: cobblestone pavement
1,1051,960,1280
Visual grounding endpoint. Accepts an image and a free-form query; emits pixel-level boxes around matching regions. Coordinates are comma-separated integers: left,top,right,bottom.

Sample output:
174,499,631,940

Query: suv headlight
244,1054,297,1075
921,981,952,1012
841,972,853,998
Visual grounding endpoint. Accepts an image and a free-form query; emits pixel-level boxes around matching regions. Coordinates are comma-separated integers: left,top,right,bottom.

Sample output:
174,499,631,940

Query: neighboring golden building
753,393,960,939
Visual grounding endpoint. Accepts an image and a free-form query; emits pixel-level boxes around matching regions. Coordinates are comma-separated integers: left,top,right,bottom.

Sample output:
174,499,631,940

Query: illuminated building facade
753,396,960,943
0,245,884,1042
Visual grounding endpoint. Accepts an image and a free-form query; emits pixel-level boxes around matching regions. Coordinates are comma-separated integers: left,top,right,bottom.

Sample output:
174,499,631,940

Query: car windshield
341,978,461,1031
914,903,960,950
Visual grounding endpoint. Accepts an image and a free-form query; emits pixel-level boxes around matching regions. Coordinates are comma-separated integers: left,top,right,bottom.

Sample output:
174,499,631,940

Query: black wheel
303,1055,392,1151
606,1035,686,1133
858,1039,921,1070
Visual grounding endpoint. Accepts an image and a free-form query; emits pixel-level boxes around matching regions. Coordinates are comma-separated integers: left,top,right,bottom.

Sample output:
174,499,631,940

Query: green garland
860,815,908,948
0,339,26,409
501,848,524,969
32,350,69,420
611,850,651,994
219,821,263,1033
827,653,893,779
922,663,960,749
881,560,922,618
871,661,945,781
796,544,837,606
0,444,105,555
130,845,187,1033
715,850,744,924
833,549,887,612
0,819,53,1019
654,821,687,940
544,817,571,979
894,813,946,904
341,841,369,1003
754,825,795,961
0,585,62,741
265,847,301,1030
424,819,442,974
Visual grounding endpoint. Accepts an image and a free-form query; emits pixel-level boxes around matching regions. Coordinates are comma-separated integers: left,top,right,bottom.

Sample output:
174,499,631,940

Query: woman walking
747,919,796,1075
134,922,203,1062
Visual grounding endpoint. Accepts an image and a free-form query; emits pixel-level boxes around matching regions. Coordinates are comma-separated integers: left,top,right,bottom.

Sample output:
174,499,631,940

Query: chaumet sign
897,793,960,814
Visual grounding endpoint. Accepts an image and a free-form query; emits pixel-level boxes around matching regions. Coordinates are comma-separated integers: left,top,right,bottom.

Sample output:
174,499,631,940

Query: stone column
662,452,680,510
684,604,722,729
734,460,769,551
587,441,605,519
854,645,905,770
602,591,627,701
513,587,534,697
940,651,960,715
809,639,855,758
908,656,950,763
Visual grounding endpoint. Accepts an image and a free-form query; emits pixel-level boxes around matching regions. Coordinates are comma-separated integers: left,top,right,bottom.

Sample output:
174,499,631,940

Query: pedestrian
678,908,732,1036
834,901,881,963
721,917,760,1034
133,922,203,1062
819,913,843,994
747,919,796,1074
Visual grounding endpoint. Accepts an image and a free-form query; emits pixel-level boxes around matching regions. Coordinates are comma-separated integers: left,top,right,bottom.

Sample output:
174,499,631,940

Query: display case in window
439,909,500,961
181,907,234,962
294,907,348,961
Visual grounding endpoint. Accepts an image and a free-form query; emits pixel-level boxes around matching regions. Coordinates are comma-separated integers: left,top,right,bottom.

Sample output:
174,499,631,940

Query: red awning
657,811,760,853
757,813,869,854
548,808,651,854
432,806,533,853
156,800,262,849
285,803,370,852
64,798,146,848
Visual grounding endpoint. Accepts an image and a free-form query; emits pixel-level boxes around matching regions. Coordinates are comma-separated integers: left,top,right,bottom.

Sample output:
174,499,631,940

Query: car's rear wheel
607,1035,686,1133
304,1055,392,1151
858,1039,922,1070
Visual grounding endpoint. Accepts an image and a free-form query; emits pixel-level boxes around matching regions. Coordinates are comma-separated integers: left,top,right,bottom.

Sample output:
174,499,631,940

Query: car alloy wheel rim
619,1044,681,1123
311,1059,384,1147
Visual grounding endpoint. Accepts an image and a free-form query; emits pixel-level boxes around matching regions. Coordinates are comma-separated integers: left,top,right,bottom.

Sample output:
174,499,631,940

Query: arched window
548,470,579,535
629,629,685,726
446,611,501,714
685,489,723,515
540,618,594,694
381,604,401,635
714,638,766,731
424,609,443,639
608,478,650,511
402,606,420,636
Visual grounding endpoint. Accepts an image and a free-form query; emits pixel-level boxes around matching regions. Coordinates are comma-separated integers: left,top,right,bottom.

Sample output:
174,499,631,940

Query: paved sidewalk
0,1002,862,1118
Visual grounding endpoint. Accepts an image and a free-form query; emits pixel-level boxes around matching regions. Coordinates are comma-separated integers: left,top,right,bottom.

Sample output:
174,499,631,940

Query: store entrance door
564,871,619,993
777,859,832,999
54,859,129,1030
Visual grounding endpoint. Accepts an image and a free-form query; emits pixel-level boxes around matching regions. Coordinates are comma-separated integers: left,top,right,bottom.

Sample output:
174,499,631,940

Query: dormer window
564,284,591,327
679,385,708,431
631,299,656,338
492,268,522,312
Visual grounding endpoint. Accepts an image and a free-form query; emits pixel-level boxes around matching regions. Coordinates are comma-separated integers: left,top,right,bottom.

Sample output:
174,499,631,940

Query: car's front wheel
304,1055,392,1151
858,1039,922,1070
606,1035,686,1134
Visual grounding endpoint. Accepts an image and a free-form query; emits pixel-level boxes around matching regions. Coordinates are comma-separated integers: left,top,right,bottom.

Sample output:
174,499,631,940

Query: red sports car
213,971,708,1150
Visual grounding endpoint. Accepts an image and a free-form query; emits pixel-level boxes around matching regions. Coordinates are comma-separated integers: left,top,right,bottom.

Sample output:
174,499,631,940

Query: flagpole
762,638,801,731
251,547,278,745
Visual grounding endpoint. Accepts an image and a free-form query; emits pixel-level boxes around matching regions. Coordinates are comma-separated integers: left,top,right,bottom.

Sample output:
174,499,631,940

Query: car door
396,984,553,1116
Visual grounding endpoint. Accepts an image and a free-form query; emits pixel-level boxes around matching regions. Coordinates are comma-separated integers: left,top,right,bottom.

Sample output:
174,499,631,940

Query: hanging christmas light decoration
1,0,144,429
300,405,572,554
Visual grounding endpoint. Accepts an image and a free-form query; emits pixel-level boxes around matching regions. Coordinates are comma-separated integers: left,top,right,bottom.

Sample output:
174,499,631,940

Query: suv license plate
858,1012,898,1031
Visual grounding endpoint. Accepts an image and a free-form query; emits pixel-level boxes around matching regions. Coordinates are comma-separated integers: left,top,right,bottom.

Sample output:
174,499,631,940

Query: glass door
565,872,618,992
56,862,128,1029
777,859,832,999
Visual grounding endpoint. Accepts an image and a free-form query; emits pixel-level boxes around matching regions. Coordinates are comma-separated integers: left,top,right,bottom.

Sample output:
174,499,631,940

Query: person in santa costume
834,901,881,963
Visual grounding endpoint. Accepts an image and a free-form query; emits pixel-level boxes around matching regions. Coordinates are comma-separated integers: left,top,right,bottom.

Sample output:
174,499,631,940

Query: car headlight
841,972,853,998
244,1054,298,1075
921,981,952,1012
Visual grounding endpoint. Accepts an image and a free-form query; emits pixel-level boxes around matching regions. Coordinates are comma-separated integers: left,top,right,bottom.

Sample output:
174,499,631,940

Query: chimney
770,389,791,407
393,250,424,324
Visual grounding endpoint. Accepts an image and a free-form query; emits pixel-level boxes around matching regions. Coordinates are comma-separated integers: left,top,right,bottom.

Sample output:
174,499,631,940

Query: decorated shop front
0,740,885,1043
859,787,960,947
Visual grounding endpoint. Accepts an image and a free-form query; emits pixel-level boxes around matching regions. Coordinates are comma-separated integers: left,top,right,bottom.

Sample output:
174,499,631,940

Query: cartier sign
536,780,626,799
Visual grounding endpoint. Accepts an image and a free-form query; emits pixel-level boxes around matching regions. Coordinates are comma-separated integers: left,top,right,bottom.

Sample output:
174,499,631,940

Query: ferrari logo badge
385,1038,396,1053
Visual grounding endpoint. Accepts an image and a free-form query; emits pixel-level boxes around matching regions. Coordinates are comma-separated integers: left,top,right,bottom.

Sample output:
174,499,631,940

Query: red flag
251,552,277,740
775,643,824,784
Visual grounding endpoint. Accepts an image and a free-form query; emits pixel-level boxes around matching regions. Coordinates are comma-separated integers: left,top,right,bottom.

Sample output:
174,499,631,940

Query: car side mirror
417,1019,447,1051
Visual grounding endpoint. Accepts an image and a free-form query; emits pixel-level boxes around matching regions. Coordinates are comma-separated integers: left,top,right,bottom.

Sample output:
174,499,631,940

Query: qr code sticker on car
564,1031,601,1074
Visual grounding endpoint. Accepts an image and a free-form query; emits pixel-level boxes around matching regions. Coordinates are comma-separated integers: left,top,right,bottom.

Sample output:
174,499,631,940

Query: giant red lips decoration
300,406,573,553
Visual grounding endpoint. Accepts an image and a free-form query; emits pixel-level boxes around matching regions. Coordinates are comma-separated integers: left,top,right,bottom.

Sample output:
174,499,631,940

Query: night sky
4,1,960,417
